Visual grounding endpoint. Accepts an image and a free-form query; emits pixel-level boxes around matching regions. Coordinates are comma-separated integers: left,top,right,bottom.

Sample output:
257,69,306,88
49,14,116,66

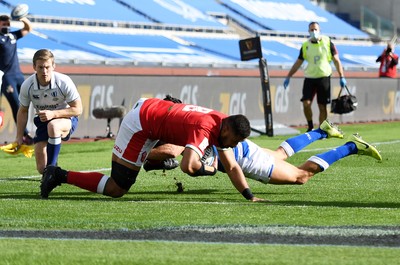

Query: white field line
1,139,399,181
160,225,400,237
0,197,397,210
0,168,111,182
1,225,400,244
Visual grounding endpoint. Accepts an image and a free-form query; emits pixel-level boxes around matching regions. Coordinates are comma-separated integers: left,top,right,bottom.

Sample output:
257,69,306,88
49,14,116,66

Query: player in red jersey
40,97,264,201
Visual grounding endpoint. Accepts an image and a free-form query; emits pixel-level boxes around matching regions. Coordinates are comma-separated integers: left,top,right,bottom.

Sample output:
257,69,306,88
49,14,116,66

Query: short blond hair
33,49,55,66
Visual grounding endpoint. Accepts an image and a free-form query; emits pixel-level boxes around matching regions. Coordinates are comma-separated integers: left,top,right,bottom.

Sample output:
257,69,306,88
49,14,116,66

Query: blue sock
309,142,357,171
283,128,327,155
47,137,61,166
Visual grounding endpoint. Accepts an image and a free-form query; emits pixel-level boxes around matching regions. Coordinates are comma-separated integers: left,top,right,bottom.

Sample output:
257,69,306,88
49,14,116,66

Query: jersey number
182,105,213,114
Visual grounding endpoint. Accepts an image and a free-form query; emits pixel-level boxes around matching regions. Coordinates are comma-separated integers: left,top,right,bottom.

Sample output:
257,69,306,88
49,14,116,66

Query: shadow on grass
269,200,400,209
0,177,40,182
0,189,222,201
0,190,399,209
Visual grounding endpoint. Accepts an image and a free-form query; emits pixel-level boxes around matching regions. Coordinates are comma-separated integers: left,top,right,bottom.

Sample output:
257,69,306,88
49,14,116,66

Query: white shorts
112,98,158,167
237,139,275,184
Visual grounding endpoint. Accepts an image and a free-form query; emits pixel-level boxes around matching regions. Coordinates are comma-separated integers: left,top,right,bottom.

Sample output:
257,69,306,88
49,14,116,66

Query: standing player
41,97,264,202
283,21,347,131
0,14,33,143
15,49,82,174
147,119,382,186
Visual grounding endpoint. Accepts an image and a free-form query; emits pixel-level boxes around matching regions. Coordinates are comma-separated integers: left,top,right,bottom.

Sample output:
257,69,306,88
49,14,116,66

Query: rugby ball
11,4,29,20
201,146,216,166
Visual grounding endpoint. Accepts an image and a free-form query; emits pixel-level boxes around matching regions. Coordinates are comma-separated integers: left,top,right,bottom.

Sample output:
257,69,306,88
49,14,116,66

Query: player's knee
46,120,57,134
107,188,127,198
110,161,139,195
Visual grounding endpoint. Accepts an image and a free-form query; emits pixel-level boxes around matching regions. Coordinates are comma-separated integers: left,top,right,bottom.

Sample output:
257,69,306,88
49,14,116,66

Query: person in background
376,42,398,78
15,49,82,174
283,21,346,132
0,14,33,143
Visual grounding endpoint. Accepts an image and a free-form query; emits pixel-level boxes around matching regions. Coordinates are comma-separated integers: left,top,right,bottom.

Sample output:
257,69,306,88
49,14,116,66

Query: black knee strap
111,161,139,190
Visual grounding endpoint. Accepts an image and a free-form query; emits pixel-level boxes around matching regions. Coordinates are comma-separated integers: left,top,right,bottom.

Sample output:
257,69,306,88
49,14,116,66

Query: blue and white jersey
216,139,275,184
19,71,80,112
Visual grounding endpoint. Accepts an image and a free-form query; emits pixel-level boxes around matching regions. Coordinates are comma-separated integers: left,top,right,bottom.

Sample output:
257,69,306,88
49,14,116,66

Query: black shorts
301,76,331,104
33,116,79,144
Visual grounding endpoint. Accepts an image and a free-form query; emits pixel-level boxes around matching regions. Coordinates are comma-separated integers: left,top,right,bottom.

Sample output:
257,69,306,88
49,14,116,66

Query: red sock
67,171,105,193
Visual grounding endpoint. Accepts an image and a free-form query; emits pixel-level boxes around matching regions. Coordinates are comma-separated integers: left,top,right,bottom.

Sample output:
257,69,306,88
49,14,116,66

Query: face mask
310,31,320,40
1,27,9,34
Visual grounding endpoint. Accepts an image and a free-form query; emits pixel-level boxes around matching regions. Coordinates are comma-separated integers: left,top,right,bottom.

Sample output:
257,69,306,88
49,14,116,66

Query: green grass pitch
0,122,399,264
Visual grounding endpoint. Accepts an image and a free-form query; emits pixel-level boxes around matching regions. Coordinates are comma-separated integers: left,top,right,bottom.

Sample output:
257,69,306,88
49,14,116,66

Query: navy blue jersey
0,30,23,74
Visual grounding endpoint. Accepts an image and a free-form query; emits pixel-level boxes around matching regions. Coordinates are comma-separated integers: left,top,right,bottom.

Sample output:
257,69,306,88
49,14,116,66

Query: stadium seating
20,0,153,23
217,0,369,39
181,36,298,66
0,0,388,69
119,0,228,30
17,30,237,66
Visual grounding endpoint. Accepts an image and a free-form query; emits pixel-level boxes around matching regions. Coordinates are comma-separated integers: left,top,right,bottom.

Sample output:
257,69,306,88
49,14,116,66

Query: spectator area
13,0,153,23
218,0,369,38
183,36,299,65
17,30,238,65
0,0,387,69
119,0,229,29
16,28,385,69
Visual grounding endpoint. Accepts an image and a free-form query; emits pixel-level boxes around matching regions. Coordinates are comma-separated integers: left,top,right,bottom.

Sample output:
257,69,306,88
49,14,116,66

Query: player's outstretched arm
218,148,266,202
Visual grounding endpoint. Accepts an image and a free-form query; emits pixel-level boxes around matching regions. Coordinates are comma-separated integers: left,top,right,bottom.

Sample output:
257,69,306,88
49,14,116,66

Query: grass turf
0,121,399,264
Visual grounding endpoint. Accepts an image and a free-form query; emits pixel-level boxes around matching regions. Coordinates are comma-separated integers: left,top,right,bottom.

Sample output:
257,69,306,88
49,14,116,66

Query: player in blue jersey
146,119,382,185
0,14,33,143
15,49,82,174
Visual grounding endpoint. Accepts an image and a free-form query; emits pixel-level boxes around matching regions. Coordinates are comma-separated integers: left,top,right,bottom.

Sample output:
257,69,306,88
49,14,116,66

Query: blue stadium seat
118,0,228,29
1,0,384,69
218,0,369,39
181,36,298,65
18,29,238,65
18,0,153,23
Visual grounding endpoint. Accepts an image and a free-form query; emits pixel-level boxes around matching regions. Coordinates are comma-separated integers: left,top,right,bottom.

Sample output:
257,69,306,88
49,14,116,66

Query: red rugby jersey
139,98,226,156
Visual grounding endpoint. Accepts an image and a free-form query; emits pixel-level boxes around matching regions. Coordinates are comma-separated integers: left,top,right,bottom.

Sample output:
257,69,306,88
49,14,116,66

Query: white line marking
2,140,399,180
0,168,111,182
